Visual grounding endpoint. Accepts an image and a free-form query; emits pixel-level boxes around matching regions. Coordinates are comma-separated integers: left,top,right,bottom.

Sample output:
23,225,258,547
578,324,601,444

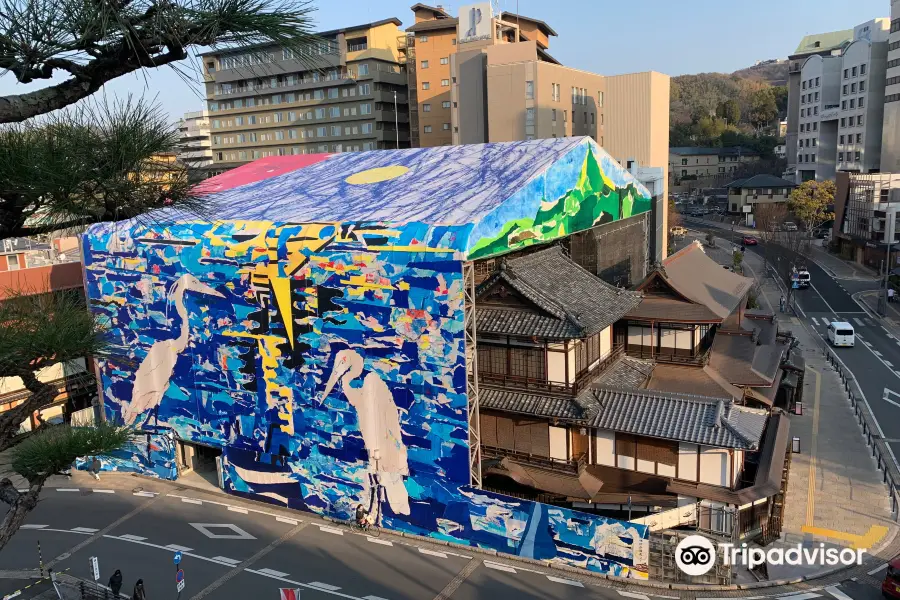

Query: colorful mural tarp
76,431,177,480
83,137,651,578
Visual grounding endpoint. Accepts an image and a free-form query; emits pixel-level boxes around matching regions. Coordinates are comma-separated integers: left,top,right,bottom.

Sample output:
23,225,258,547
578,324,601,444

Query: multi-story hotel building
176,110,213,174
201,18,411,170
789,19,890,182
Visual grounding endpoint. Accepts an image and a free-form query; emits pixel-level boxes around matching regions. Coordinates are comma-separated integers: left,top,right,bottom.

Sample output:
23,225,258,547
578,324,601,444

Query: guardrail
824,346,900,522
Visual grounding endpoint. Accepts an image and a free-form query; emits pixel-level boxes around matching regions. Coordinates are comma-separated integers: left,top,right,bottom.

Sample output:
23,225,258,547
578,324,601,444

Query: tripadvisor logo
674,534,867,576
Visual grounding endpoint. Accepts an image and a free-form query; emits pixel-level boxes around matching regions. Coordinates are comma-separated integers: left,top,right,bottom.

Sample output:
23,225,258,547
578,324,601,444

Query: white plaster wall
699,447,731,487
594,429,615,466
549,425,568,460
678,443,698,481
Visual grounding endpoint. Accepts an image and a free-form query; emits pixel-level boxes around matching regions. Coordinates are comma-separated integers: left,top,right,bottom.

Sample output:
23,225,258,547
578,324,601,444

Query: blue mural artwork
76,432,177,480
83,137,651,578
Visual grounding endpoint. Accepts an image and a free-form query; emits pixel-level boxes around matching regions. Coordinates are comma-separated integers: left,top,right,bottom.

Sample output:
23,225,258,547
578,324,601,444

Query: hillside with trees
670,62,788,160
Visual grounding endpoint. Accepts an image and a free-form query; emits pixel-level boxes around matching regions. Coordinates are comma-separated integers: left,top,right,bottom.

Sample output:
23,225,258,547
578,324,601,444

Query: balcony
626,346,710,366
477,345,626,396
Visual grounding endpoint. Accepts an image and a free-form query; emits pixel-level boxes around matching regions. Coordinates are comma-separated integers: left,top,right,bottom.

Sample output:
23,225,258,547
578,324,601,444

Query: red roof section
193,154,332,195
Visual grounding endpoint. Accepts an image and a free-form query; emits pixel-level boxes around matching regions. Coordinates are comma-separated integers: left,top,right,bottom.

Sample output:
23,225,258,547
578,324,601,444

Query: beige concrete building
201,18,410,170
669,147,760,183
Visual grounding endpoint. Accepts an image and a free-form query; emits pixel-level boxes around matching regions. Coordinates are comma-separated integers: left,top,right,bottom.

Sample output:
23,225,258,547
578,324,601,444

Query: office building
669,147,760,182
789,19,890,182
882,0,900,172
786,28,855,179
201,18,410,170
833,171,900,267
176,110,213,172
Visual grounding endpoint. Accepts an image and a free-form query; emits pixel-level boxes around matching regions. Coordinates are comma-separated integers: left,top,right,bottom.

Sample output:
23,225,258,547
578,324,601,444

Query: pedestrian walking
90,457,101,481
109,570,123,596
132,579,146,600
889,287,896,304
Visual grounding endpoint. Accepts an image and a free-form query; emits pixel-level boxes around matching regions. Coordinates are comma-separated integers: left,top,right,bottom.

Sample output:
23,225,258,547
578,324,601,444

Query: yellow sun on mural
345,165,409,185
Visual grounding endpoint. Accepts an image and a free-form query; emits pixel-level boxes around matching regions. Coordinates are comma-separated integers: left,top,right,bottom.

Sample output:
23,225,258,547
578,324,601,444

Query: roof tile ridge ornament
718,402,759,449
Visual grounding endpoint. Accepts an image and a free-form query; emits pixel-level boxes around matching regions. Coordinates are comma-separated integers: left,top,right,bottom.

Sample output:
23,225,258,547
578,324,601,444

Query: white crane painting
122,274,225,427
320,348,411,518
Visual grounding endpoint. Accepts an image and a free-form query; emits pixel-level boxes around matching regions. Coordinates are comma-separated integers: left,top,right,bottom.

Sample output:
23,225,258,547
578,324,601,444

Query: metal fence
824,347,900,522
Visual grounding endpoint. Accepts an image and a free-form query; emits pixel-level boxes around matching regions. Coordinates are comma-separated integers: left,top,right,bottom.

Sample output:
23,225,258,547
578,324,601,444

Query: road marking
865,318,875,325
885,392,900,409
546,576,583,587
419,548,448,558
367,537,392,546
874,350,883,357
56,488,79,492
887,361,894,367
92,489,115,494
190,523,256,540
483,561,517,573
811,317,820,325
256,568,290,578
276,517,298,525
211,556,241,566
181,498,202,505
133,491,156,497
20,524,47,529
363,597,390,600
309,582,342,591
118,535,147,542
227,506,248,514
319,526,344,535
868,563,889,574
71,527,99,533
776,594,821,600
825,585,854,600
618,592,649,600
853,317,865,326
165,544,194,552
810,283,838,315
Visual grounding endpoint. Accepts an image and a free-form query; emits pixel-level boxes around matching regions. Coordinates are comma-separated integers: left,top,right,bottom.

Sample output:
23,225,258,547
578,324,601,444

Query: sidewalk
857,289,900,339
807,242,879,281
713,240,898,570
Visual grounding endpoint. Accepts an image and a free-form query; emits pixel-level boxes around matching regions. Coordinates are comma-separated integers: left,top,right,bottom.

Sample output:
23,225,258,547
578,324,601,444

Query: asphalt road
684,217,900,470
0,487,891,600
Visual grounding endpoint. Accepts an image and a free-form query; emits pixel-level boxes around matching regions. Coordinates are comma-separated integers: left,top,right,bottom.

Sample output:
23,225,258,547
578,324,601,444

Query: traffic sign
89,557,99,581
176,569,184,584
174,551,182,565
177,580,185,593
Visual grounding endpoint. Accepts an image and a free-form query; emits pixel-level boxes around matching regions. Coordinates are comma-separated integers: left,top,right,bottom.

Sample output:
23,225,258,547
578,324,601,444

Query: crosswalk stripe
777,593,822,600
256,568,289,578
887,361,894,367
308,582,341,591
367,537,392,546
20,524,48,529
825,585,853,600
118,534,147,542
869,563,889,575
212,556,241,565
319,526,343,535
418,548,447,558
71,527,99,533
875,350,883,357
853,318,865,326
618,592,650,600
181,498,202,505
811,317,820,325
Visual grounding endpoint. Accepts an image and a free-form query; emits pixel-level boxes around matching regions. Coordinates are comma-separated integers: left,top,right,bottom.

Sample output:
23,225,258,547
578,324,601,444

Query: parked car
883,556,900,599
742,236,758,246
783,221,798,232
671,226,687,237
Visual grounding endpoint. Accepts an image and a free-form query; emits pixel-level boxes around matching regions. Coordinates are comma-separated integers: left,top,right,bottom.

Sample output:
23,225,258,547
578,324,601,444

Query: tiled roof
406,18,458,32
589,387,768,450
625,297,721,322
709,325,787,386
656,242,752,320
646,364,742,400
476,246,642,338
480,387,585,421
476,307,580,338
726,174,798,189
595,355,655,389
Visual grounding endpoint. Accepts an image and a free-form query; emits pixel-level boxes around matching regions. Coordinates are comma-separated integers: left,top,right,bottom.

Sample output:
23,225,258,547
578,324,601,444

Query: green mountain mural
469,149,653,260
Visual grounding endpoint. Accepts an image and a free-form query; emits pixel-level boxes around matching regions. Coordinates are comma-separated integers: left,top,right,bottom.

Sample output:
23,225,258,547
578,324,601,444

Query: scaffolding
463,261,482,488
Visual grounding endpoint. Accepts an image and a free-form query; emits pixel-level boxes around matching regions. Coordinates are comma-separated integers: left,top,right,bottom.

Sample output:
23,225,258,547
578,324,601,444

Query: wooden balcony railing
477,345,625,396
482,445,582,474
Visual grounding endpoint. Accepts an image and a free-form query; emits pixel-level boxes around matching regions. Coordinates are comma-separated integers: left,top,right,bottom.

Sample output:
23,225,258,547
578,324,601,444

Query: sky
0,0,891,122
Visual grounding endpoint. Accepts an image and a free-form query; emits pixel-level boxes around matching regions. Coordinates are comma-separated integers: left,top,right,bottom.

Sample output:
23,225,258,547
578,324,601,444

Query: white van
826,321,855,348
798,270,811,288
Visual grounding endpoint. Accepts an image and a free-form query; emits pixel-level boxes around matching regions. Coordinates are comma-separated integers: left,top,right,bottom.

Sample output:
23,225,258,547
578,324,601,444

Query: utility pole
883,210,896,316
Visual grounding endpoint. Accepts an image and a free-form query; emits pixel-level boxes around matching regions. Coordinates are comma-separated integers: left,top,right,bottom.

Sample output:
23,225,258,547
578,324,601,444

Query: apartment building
201,18,410,170
790,19,890,182
882,0,900,172
669,147,760,182
176,110,213,173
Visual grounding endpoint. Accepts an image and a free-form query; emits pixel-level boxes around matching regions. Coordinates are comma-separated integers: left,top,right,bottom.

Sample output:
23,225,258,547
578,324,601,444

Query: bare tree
754,202,787,276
